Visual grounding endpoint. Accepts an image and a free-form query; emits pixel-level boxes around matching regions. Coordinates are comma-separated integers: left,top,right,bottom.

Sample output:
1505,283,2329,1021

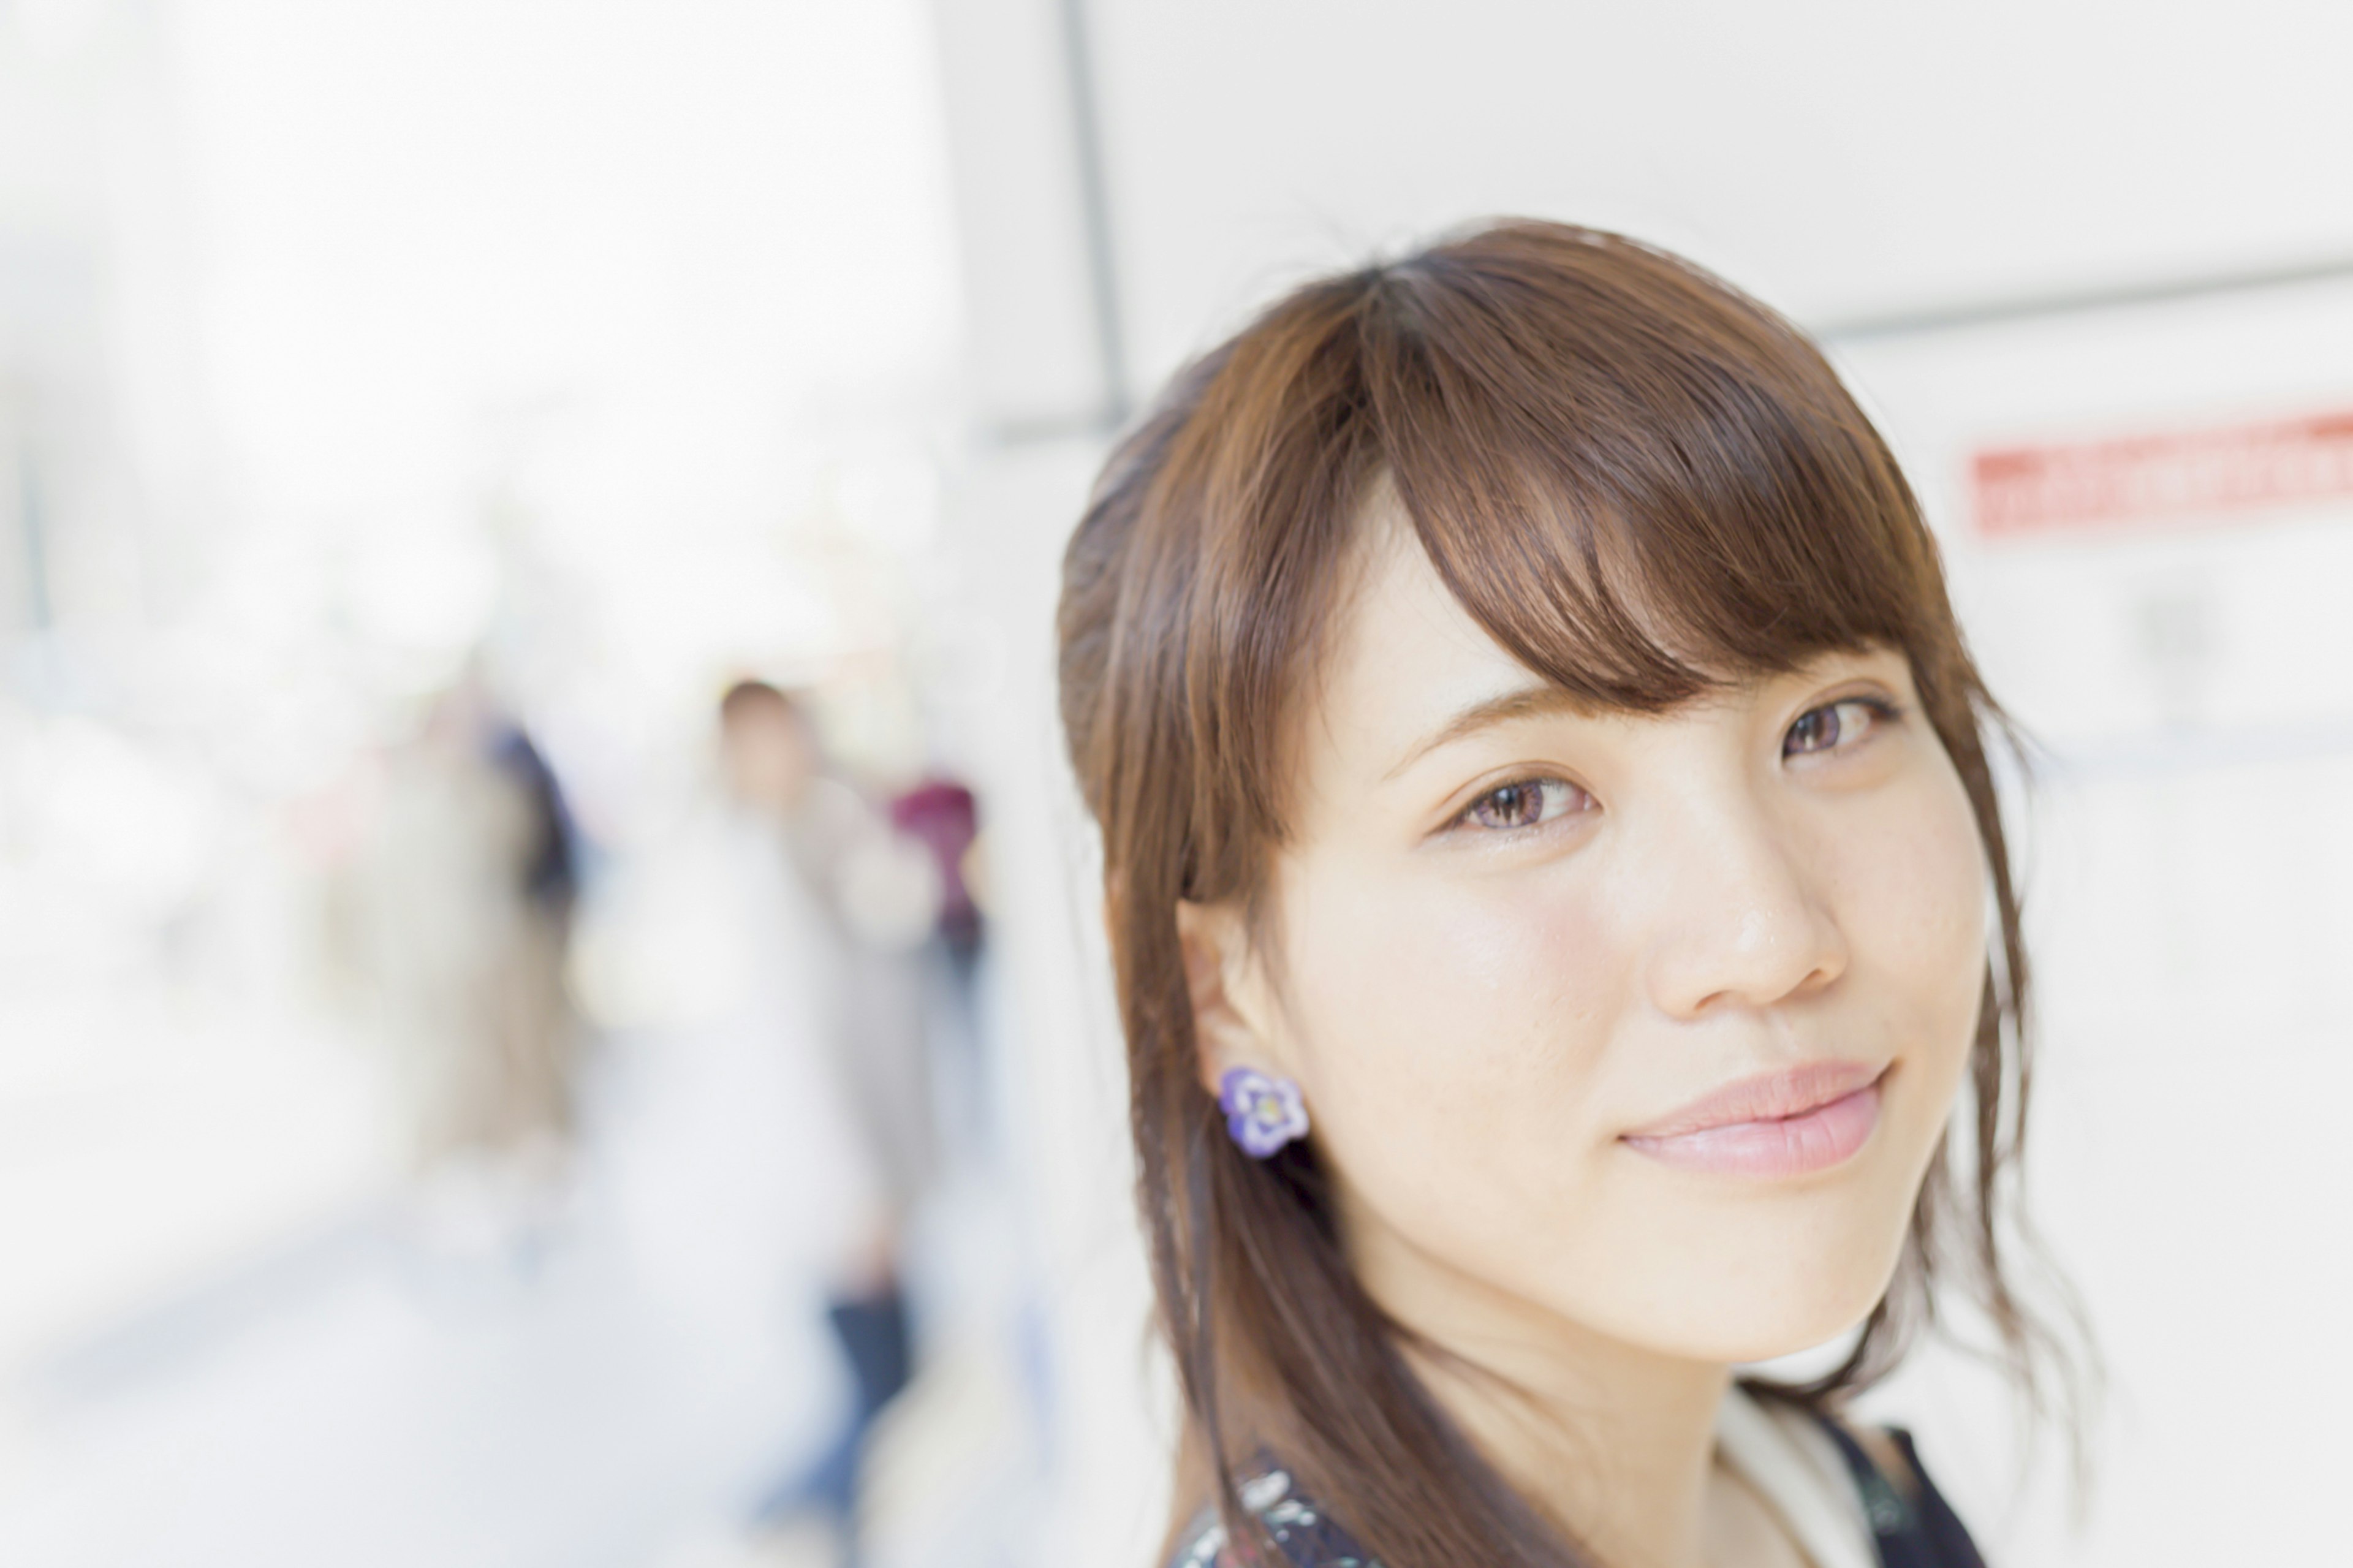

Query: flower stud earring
1219,1066,1309,1159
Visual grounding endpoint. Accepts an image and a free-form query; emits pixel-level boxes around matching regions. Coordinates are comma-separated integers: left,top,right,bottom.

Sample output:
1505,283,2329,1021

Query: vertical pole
1053,0,1129,429
19,441,49,633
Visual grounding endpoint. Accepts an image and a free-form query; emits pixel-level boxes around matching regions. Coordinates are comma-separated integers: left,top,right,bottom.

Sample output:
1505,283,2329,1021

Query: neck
1355,1225,1734,1568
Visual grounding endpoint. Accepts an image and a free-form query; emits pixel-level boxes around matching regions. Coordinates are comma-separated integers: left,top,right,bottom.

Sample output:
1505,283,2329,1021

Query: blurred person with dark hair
355,674,582,1260
716,679,939,1560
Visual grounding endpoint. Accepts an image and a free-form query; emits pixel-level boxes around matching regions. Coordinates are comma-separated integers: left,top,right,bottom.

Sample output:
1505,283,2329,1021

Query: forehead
1335,505,1523,709
1297,499,1890,814
1297,501,1548,793
724,700,808,740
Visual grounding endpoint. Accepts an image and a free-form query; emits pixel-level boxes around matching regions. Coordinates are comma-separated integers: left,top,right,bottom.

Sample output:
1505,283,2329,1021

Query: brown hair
1057,221,2070,1567
718,677,803,725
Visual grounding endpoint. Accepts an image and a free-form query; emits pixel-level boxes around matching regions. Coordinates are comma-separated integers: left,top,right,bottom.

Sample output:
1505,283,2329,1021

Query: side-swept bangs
1366,227,1958,718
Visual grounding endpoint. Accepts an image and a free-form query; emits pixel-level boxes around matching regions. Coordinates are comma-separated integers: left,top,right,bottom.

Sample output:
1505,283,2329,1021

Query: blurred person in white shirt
716,678,939,1558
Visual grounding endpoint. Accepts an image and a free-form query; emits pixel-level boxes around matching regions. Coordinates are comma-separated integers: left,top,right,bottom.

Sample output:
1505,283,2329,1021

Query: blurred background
2,1,2349,1564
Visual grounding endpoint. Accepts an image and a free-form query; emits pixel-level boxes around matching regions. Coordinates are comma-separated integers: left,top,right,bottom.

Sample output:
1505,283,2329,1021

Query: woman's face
1184,510,1987,1365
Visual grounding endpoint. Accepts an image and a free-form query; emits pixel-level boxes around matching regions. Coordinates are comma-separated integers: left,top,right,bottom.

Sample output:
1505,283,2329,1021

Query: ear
1175,897,1284,1097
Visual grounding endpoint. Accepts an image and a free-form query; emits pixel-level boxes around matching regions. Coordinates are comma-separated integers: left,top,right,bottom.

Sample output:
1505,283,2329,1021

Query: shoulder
1164,1466,1383,1568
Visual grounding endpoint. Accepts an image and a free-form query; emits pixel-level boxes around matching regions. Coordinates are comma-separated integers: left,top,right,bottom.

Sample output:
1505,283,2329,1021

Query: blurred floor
0,999,1042,1568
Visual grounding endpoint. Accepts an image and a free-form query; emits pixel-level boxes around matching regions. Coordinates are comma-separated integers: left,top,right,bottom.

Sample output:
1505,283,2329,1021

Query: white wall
1084,0,2353,392
1831,286,2353,1564
928,4,2353,1561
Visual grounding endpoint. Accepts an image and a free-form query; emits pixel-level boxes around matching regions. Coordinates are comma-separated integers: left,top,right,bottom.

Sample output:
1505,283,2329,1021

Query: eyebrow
1382,683,1588,781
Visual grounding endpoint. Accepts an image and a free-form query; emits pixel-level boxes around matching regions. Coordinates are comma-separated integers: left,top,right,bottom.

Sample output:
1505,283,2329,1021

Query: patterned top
1167,1467,1379,1568
1165,1406,1985,1568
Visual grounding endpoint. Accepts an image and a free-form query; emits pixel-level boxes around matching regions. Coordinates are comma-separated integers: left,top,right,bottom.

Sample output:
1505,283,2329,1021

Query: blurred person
1058,224,2084,1568
354,675,583,1258
889,775,982,962
715,679,939,1559
889,773,990,1150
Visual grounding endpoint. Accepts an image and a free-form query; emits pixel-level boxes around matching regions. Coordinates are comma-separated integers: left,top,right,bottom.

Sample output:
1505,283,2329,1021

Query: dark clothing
488,725,579,914
754,1284,914,1548
1167,1411,1984,1568
1817,1420,1988,1568
889,778,981,949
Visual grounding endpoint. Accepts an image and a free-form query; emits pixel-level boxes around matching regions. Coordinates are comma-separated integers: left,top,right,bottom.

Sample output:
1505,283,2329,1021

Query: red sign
1973,409,2353,538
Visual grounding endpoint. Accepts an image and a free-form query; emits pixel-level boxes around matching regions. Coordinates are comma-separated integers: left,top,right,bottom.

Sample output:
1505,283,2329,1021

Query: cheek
1825,768,1990,1113
1273,854,1624,1232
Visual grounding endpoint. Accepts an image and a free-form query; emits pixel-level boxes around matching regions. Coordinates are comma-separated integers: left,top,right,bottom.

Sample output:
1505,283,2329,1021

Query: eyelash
1449,695,1901,835
1783,695,1901,759
1452,776,1590,834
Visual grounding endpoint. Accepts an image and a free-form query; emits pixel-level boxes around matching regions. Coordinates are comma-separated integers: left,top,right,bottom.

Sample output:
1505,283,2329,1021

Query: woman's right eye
1459,778,1588,832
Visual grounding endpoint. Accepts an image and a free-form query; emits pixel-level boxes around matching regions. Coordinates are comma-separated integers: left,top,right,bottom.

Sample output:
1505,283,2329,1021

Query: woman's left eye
1459,777,1588,831
1783,698,1890,758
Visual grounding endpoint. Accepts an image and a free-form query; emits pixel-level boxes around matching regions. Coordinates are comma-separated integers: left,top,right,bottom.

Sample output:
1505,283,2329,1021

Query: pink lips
1621,1061,1886,1178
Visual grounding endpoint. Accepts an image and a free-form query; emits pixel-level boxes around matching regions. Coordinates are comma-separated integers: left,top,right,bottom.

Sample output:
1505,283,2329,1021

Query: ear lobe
1175,898,1268,1095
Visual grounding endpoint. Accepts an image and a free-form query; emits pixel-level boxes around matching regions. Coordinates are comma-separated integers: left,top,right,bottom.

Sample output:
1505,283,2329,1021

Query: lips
1620,1061,1887,1178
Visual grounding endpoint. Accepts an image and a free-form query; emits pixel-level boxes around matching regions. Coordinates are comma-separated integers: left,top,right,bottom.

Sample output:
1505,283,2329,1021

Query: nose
1636,791,1848,1020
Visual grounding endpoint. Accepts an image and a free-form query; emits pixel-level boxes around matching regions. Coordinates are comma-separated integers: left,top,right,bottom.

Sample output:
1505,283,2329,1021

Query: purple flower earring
1219,1066,1310,1159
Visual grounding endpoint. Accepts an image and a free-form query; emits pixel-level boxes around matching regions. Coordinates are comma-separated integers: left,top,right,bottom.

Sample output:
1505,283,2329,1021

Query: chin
1718,1276,1895,1366
1740,1240,1913,1365
1555,1204,1916,1367
1627,1282,1895,1369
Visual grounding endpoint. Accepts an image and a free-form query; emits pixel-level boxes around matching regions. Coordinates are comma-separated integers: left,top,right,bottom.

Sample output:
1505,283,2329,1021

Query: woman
1056,222,2075,1568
